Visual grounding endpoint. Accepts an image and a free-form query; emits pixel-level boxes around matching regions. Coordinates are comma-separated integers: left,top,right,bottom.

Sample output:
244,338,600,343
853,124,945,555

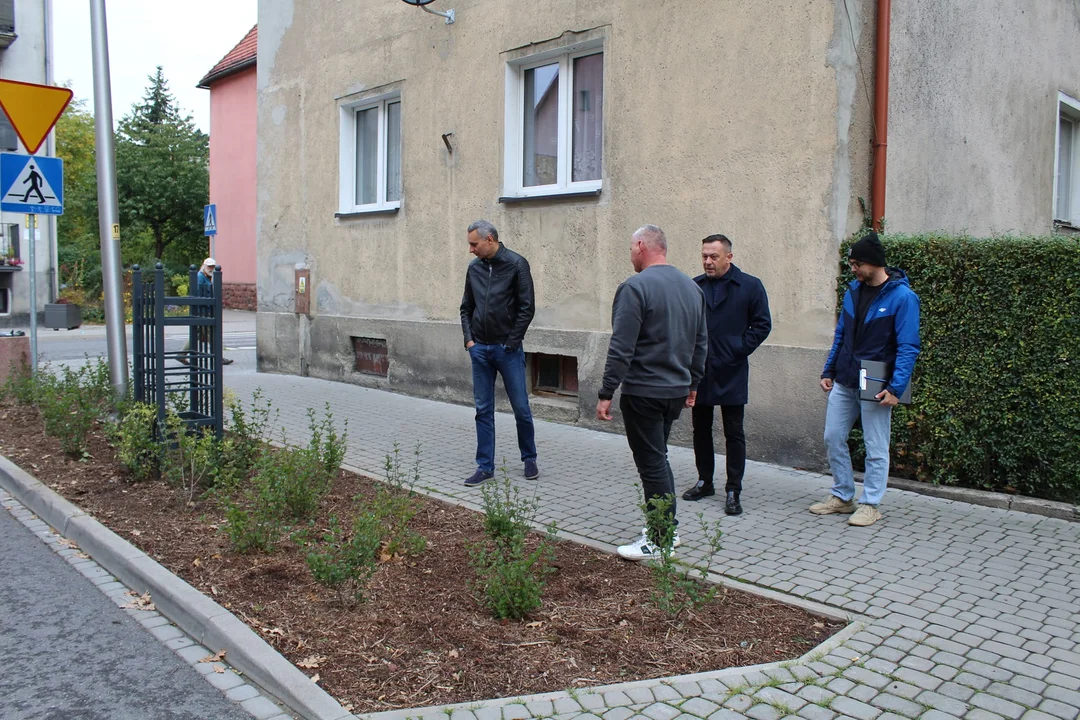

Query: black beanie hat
849,231,886,267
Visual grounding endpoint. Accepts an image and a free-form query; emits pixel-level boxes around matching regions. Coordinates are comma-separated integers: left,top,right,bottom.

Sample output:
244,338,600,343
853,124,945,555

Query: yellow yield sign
0,79,74,155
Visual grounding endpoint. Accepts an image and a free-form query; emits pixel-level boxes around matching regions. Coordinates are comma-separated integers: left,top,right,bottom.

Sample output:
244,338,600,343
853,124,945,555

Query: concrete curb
855,471,1080,522
0,454,355,720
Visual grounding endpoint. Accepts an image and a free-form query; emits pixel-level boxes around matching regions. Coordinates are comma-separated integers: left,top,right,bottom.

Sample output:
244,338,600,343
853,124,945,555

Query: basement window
530,353,578,397
352,337,389,377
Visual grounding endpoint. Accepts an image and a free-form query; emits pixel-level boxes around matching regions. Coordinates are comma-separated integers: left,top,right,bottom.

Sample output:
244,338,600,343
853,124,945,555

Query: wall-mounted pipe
871,0,891,231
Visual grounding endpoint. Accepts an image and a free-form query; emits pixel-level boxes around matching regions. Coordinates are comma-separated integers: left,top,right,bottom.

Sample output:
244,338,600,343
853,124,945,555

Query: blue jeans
823,383,893,506
469,343,537,474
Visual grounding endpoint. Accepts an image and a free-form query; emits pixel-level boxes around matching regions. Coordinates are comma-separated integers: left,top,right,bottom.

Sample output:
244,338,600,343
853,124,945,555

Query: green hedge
837,233,1080,503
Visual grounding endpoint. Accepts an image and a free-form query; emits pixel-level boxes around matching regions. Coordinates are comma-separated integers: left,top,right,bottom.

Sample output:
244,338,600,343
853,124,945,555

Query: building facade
198,25,258,310
255,0,1080,469
0,0,58,327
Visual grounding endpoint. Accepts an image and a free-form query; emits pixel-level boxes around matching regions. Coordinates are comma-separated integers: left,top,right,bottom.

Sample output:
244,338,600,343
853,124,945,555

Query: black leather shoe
682,482,715,501
725,492,743,516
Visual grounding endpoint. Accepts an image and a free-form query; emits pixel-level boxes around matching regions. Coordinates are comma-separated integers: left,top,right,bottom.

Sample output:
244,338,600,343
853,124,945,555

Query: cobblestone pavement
229,368,1080,720
0,489,296,720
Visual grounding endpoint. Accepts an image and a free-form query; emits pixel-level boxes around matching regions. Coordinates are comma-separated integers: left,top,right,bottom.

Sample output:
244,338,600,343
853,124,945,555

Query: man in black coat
682,235,771,515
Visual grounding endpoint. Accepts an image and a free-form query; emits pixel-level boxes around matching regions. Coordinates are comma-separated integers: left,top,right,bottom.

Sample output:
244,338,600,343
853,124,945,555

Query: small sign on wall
295,268,310,315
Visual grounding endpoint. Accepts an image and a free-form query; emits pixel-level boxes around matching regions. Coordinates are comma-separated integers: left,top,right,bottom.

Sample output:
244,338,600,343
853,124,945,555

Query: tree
54,90,103,300
115,67,208,265
55,92,98,247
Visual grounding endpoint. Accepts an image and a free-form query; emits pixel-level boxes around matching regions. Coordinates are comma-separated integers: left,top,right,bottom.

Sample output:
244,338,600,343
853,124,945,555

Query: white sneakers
616,527,681,561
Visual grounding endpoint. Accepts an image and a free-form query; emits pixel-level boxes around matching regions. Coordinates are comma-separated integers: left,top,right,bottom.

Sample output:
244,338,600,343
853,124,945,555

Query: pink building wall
208,67,257,289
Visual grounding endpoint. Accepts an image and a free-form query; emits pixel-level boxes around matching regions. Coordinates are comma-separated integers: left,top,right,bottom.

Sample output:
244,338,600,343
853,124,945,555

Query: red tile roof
197,25,257,88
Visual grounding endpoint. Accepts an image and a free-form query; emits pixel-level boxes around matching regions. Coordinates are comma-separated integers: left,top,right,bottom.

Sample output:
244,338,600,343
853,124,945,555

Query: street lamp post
89,0,128,397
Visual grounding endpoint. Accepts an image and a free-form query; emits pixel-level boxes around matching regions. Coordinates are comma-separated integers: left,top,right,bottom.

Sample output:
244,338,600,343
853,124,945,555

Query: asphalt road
34,328,258,365
0,505,250,720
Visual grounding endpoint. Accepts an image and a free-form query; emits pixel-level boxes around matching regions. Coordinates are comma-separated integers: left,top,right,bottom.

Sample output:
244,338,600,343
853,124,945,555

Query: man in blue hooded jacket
813,232,920,527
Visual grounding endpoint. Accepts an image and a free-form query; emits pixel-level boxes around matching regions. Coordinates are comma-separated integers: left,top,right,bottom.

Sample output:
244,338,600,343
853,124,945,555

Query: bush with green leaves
213,389,277,493
221,473,286,553
220,404,347,553
303,513,383,603
640,494,724,617
36,359,114,457
160,414,220,504
1,359,39,405
376,442,426,556
301,444,427,601
468,472,556,620
109,401,161,481
837,233,1080,502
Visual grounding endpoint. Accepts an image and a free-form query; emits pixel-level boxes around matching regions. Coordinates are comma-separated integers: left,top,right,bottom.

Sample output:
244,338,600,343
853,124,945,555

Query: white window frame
502,43,604,198
1053,91,1080,227
338,93,401,214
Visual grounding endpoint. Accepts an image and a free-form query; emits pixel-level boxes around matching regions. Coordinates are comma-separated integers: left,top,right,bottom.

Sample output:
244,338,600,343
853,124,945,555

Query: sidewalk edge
857,472,1080,522
0,454,355,720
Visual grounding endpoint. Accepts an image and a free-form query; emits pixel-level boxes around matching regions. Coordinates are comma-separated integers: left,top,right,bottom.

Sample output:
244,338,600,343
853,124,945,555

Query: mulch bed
0,400,843,714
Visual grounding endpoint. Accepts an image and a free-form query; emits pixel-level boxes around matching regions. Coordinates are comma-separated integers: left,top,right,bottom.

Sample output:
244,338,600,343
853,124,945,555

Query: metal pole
27,215,38,375
45,0,59,302
89,0,128,397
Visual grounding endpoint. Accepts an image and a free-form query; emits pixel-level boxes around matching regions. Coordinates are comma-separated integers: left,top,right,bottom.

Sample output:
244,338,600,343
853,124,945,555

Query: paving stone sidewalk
228,369,1080,720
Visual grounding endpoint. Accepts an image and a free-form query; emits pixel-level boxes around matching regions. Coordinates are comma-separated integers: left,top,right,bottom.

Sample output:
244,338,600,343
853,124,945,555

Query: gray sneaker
809,495,857,515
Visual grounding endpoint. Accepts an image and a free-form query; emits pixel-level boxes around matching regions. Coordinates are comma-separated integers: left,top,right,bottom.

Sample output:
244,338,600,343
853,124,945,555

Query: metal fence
131,263,223,438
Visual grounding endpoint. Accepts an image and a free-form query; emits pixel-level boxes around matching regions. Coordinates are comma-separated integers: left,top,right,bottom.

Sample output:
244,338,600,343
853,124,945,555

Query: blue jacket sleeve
821,290,849,379
886,289,921,397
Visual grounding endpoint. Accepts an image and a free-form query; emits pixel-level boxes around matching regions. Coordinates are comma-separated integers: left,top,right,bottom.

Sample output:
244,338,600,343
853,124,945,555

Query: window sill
335,207,400,219
498,189,602,204
1053,220,1080,232
0,266,23,272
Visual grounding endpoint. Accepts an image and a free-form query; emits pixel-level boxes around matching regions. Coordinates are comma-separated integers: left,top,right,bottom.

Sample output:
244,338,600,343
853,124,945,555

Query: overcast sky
53,0,258,134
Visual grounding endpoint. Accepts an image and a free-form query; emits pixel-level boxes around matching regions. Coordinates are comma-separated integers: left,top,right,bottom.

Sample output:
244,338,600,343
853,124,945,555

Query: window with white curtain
339,95,401,214
1054,93,1080,227
504,47,603,198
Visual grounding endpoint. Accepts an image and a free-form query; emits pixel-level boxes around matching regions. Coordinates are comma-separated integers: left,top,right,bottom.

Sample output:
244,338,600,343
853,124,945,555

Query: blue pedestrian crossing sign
204,203,217,236
0,153,63,215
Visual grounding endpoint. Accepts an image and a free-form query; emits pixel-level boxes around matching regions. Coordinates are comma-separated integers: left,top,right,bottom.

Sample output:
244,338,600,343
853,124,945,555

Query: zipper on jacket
482,261,492,342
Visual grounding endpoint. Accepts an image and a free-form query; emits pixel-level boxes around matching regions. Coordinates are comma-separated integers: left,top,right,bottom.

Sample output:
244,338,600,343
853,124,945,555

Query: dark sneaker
464,469,494,487
682,481,715,501
222,358,234,365
725,491,743,516
524,460,540,479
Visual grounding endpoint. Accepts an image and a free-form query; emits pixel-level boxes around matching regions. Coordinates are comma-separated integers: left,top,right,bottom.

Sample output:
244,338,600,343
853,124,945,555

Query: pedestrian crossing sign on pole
0,153,63,215
204,204,217,236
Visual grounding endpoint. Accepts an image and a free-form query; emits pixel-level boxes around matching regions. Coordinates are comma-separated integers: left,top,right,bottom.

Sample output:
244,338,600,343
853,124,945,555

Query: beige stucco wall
255,0,877,468
886,0,1080,235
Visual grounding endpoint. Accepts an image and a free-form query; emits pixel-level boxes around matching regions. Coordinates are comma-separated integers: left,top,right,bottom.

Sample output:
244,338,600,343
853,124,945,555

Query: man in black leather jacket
459,220,540,487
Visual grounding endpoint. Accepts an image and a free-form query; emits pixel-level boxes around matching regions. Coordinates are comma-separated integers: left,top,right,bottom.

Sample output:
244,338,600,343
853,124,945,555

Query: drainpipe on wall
871,0,891,232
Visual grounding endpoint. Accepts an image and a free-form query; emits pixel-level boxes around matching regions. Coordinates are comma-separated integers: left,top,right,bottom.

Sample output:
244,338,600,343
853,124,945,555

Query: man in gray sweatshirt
597,224,708,561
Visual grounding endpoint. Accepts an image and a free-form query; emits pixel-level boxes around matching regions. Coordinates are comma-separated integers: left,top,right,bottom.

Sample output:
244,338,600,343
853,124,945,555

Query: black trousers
620,394,685,532
691,403,746,494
